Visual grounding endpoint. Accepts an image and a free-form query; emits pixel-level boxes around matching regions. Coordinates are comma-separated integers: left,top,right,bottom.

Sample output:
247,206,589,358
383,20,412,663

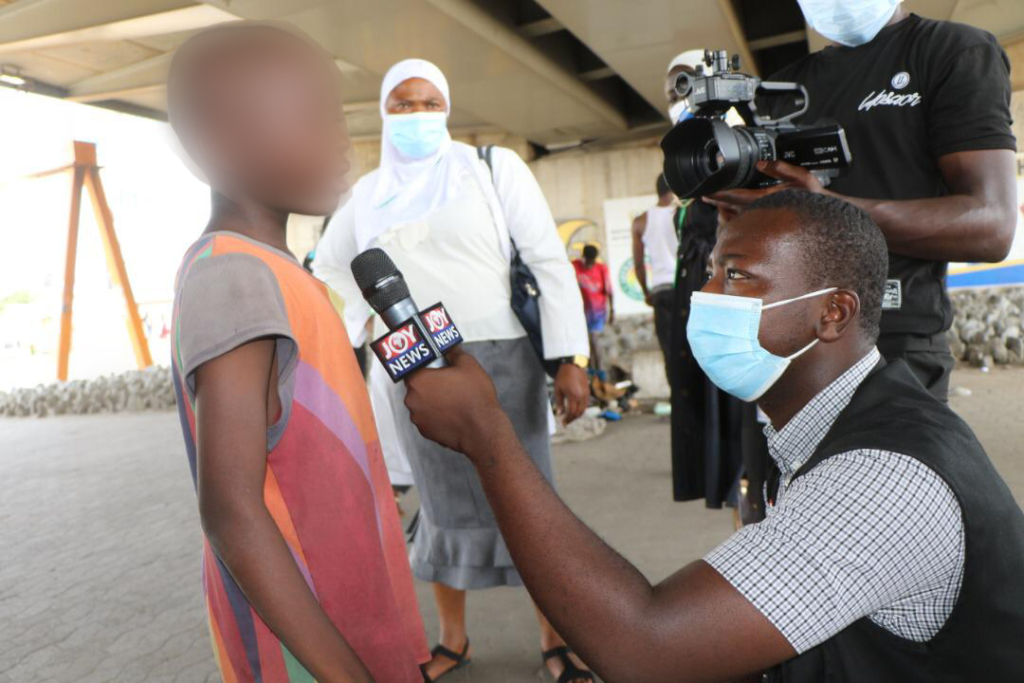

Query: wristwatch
557,355,589,369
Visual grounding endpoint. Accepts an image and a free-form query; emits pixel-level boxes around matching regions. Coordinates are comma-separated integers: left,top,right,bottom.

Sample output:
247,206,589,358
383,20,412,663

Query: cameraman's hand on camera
404,347,509,460
705,160,827,223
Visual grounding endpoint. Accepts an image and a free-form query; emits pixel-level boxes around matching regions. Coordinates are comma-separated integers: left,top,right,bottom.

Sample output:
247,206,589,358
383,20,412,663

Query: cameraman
665,51,746,514
707,0,1018,401
670,51,770,521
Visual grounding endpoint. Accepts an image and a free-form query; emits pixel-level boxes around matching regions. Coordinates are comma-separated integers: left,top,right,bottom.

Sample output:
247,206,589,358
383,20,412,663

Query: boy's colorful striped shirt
171,231,428,682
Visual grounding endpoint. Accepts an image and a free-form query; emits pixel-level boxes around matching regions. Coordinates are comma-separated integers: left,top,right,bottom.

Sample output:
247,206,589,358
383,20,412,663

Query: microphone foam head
350,248,410,314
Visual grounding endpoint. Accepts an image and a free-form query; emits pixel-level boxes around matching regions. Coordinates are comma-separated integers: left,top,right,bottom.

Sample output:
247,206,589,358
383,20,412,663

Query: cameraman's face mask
686,288,836,402
798,0,901,47
669,99,692,124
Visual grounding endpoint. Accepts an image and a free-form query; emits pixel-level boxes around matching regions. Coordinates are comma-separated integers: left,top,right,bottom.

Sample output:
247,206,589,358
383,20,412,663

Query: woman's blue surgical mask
387,112,448,159
687,287,836,402
797,0,901,47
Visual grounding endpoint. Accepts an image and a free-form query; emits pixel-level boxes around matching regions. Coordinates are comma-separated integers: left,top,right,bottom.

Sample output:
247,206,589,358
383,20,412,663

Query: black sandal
421,639,471,682
542,645,594,683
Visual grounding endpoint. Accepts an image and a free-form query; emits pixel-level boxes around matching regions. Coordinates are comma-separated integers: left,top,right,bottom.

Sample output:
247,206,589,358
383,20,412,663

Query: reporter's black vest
766,359,1024,683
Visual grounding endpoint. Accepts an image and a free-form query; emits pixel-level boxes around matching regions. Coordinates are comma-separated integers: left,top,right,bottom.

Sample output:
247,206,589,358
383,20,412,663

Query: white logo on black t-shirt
891,72,911,89
859,90,922,111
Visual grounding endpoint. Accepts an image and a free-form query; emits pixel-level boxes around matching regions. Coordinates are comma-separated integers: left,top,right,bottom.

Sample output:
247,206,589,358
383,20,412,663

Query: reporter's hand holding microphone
405,346,506,458
352,248,585,463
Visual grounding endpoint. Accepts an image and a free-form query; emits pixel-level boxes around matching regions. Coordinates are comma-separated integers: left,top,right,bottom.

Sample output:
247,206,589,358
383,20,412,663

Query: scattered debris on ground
594,315,658,376
552,412,608,444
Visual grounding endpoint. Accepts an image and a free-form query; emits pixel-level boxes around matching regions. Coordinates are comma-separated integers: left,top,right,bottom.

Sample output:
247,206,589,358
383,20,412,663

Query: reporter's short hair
745,190,888,340
583,244,599,260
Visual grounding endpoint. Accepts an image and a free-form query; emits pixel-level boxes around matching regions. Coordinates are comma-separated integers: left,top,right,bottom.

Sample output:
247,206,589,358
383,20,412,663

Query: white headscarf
354,58,465,250
667,49,747,126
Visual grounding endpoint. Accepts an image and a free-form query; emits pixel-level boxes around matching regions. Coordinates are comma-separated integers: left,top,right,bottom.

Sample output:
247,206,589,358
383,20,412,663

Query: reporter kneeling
405,189,1024,682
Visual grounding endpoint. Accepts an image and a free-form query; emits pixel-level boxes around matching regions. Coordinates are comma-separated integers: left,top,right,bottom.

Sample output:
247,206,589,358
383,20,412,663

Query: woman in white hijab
314,59,593,682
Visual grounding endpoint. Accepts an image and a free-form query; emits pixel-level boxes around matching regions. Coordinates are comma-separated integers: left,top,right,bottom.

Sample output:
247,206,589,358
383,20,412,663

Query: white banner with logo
602,194,658,318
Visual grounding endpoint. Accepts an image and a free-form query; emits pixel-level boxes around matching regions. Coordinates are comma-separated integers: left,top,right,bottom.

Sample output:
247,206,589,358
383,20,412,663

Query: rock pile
0,365,176,418
594,288,1024,372
949,287,1024,369
595,315,657,372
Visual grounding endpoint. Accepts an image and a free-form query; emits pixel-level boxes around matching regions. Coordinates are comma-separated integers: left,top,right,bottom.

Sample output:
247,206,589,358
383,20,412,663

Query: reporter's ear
817,290,860,342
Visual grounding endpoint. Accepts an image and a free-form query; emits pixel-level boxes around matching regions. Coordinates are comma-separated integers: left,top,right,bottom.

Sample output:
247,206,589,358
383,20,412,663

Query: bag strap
477,145,520,261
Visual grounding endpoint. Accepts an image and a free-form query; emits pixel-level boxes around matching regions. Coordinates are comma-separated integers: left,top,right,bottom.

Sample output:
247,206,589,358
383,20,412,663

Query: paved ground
1,366,1022,682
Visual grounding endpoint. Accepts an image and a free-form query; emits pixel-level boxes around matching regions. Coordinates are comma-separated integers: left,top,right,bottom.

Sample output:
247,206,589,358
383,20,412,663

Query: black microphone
351,248,447,372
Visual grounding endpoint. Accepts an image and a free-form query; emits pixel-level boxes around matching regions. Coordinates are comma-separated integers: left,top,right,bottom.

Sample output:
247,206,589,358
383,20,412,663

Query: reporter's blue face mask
687,288,836,402
387,112,448,159
797,0,900,47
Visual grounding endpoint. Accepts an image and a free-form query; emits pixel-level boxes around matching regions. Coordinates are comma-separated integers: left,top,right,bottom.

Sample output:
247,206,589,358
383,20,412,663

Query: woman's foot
422,638,471,681
541,644,593,683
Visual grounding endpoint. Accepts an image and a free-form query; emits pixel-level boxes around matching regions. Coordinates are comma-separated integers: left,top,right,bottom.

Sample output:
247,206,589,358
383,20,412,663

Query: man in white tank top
632,174,679,384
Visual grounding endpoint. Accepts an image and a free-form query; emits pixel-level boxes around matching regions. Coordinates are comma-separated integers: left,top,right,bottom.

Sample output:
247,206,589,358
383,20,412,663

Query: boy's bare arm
194,338,374,683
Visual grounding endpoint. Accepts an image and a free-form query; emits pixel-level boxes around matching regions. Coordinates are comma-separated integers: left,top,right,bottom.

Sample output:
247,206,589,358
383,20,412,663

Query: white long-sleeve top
314,143,589,360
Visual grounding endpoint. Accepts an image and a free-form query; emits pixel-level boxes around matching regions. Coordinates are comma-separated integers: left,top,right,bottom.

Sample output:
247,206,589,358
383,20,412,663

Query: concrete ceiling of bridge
1,0,1022,147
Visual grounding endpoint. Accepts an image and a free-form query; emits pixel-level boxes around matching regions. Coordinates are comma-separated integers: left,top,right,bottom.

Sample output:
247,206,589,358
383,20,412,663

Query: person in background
664,50,747,516
404,190,1024,682
572,244,613,374
314,59,593,683
632,173,678,385
707,0,1018,402
166,24,428,682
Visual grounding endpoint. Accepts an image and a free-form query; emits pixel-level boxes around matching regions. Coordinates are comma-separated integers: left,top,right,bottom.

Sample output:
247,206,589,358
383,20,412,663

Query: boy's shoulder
176,231,300,285
173,232,297,393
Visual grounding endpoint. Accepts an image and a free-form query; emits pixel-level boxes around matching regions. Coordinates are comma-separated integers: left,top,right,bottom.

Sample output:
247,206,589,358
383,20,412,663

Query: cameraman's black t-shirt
767,14,1015,339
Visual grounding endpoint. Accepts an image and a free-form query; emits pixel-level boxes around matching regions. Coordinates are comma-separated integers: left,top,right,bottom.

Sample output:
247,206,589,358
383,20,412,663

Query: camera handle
742,81,809,127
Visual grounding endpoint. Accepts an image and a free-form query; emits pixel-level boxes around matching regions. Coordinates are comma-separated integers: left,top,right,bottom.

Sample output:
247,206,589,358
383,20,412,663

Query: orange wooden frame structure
34,141,153,380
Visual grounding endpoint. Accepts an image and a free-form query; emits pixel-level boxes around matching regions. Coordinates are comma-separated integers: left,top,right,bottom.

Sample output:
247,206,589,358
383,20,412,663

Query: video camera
661,50,852,199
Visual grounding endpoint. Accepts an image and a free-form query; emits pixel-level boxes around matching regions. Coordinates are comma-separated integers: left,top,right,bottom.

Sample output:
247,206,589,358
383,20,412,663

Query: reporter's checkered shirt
705,348,964,653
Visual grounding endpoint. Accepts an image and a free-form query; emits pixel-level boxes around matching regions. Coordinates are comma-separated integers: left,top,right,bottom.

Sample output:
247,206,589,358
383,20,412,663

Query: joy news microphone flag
351,248,463,383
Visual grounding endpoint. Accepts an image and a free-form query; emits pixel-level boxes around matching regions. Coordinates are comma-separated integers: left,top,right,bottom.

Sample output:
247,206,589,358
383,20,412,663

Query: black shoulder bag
478,145,559,377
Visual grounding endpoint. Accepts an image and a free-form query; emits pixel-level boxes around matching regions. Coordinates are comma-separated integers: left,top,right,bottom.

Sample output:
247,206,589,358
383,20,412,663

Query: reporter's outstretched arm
405,350,794,683
195,338,374,683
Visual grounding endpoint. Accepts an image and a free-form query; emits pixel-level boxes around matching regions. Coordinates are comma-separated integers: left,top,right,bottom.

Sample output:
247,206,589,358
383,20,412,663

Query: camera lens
660,118,770,198
701,140,724,174
730,127,760,188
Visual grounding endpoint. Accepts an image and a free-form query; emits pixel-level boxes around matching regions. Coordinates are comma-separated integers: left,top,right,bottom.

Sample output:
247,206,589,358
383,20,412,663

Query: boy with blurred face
403,191,1024,682
167,24,428,682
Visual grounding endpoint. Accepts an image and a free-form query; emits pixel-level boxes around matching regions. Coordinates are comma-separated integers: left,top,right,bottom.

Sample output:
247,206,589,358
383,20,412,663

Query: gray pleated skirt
384,336,554,590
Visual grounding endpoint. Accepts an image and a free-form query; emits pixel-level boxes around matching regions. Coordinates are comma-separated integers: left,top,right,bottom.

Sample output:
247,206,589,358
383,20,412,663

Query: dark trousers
740,404,769,524
877,333,955,402
668,295,744,507
652,288,675,386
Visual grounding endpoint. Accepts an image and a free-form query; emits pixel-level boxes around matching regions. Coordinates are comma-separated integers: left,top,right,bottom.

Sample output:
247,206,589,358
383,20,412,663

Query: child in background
572,244,614,373
167,24,428,682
